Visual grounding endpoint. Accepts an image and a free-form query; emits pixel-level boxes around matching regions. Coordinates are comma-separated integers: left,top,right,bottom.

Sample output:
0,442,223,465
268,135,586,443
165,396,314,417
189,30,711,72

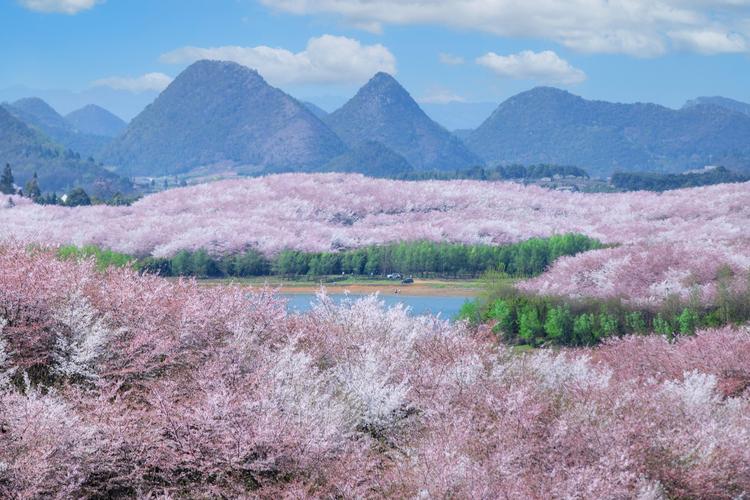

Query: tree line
460,268,750,347
59,234,603,280
392,164,589,182
611,166,748,192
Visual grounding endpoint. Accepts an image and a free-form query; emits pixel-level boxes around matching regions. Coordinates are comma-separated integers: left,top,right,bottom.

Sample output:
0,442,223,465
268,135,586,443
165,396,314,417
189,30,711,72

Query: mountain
325,73,481,171
65,104,127,137
466,87,750,176
683,96,750,117
0,105,131,196
302,101,329,121
324,140,413,177
103,60,347,176
3,98,112,158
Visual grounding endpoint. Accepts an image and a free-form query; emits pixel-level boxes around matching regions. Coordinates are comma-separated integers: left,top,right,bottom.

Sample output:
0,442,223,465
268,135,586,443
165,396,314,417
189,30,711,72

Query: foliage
65,187,91,207
1,243,749,497
0,163,13,195
57,245,134,271
396,163,589,181
612,166,749,192
461,279,750,346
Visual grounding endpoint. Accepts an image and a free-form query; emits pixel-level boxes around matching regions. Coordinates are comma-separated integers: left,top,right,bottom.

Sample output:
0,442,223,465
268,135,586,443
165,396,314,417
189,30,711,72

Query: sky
2,0,750,126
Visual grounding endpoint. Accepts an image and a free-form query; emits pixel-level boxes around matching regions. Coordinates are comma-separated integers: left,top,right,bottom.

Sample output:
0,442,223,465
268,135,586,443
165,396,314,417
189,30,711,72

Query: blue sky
3,0,750,125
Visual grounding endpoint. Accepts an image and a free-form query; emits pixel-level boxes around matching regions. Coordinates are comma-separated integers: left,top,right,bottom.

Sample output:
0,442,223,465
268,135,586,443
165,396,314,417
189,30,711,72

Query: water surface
283,293,471,319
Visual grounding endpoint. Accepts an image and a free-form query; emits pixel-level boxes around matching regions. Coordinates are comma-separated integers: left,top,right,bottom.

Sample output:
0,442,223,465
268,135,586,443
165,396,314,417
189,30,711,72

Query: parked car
387,273,402,280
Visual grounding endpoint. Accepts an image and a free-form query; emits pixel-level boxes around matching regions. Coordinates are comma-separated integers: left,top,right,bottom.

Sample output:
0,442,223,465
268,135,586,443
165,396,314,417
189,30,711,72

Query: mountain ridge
324,72,482,171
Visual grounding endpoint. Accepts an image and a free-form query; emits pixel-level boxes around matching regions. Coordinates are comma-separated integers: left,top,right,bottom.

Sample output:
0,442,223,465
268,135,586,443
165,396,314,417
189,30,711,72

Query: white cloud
439,52,465,65
477,50,587,85
418,88,466,104
92,73,173,93
669,29,748,54
259,0,750,56
18,0,99,14
160,35,396,86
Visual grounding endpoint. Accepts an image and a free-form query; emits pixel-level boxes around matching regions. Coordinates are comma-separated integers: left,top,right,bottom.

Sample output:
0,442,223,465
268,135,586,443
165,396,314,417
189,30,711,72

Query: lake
282,293,473,319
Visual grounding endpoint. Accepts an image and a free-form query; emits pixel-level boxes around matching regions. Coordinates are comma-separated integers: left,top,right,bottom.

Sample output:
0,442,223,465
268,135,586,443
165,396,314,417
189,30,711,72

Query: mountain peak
326,74,481,171
65,104,127,137
103,62,346,175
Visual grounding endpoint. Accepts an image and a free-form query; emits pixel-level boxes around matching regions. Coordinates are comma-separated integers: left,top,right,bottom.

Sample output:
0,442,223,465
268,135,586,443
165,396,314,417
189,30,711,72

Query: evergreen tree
24,172,42,201
0,164,14,195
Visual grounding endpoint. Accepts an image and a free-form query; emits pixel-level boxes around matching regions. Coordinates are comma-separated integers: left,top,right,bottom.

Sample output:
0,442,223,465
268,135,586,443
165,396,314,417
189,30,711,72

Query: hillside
467,87,750,176
683,96,750,117
0,105,131,196
65,104,127,137
103,60,347,176
325,73,481,171
323,140,413,176
3,98,112,158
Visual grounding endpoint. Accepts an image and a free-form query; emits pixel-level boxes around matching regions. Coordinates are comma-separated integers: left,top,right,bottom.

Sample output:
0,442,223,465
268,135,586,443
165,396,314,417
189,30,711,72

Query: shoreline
193,278,484,297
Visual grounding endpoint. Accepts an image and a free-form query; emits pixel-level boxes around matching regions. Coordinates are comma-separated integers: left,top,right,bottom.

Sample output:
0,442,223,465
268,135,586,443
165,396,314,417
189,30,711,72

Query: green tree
678,307,700,335
653,315,674,338
0,163,14,195
487,299,515,338
544,305,573,343
24,172,41,201
573,313,596,345
597,311,619,339
625,311,647,334
66,187,91,207
518,304,543,344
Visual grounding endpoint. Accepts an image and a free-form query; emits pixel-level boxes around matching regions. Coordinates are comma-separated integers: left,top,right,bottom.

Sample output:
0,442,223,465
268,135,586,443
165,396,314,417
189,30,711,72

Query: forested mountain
65,104,127,137
466,87,750,176
2,98,112,158
325,73,481,171
103,60,347,176
0,105,131,195
683,96,750,117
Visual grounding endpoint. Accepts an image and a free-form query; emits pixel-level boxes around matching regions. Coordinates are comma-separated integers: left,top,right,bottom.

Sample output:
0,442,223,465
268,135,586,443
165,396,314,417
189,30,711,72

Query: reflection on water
282,293,472,319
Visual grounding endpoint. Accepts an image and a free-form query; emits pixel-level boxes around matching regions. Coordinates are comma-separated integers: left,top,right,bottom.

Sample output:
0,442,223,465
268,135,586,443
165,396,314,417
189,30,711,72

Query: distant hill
611,166,749,192
325,73,481,171
302,101,329,121
103,60,347,176
3,98,112,158
683,96,750,117
323,140,413,177
467,87,750,177
0,105,131,196
65,104,127,137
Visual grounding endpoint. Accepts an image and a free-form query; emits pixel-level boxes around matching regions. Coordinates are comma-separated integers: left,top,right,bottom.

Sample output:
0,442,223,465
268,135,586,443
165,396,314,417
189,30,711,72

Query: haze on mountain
103,60,347,176
2,97,113,159
324,72,481,171
0,105,131,196
65,104,127,137
466,87,750,177
683,96,750,117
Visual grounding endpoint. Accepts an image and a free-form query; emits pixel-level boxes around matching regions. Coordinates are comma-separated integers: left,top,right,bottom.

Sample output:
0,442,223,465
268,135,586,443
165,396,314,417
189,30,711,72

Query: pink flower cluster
1,173,749,303
1,244,749,497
